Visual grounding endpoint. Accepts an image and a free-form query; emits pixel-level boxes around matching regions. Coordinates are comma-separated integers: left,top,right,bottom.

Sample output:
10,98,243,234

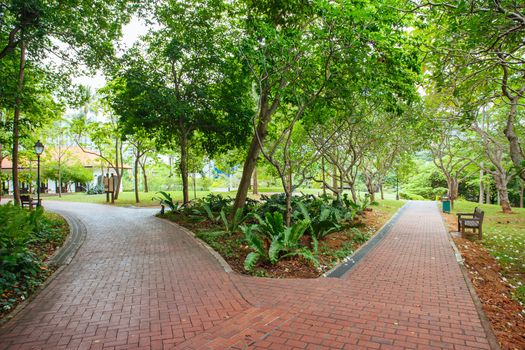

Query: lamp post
34,140,44,207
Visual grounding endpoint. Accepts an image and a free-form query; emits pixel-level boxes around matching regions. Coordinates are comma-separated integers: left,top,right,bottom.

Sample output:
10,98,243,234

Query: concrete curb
324,202,409,278
47,210,87,266
437,203,501,350
0,209,86,328
159,216,233,273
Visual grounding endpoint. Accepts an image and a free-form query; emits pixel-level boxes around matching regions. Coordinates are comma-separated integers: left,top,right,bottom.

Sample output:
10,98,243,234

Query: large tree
232,0,421,212
107,0,253,204
417,0,525,180
0,0,136,204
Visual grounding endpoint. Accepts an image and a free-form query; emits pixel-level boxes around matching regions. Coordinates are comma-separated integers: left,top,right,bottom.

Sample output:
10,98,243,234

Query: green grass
43,189,398,207
43,191,223,207
373,199,406,216
451,200,525,305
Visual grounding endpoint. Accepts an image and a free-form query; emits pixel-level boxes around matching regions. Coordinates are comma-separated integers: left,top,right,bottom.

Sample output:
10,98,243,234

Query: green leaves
0,204,66,313
241,210,317,271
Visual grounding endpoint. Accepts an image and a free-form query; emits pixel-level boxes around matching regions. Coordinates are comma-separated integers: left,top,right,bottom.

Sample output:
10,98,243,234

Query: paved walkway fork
0,201,493,349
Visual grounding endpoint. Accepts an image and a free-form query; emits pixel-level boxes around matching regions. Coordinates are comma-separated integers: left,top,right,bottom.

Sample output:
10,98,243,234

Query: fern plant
295,202,345,240
220,208,251,234
242,211,318,271
153,191,185,213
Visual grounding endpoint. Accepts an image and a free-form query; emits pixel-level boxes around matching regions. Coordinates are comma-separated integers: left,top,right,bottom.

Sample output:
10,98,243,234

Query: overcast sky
71,17,149,90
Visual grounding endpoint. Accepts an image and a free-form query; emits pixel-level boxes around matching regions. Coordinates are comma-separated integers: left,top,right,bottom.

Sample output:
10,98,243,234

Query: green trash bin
441,195,451,213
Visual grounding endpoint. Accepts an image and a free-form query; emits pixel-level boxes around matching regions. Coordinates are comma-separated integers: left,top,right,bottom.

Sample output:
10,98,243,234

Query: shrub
199,194,234,213
154,191,186,213
294,202,347,240
399,192,425,200
0,204,66,313
258,193,287,217
86,185,104,195
242,212,318,271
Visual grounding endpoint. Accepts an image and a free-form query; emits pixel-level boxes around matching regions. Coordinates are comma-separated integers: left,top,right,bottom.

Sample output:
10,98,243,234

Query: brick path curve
0,201,493,350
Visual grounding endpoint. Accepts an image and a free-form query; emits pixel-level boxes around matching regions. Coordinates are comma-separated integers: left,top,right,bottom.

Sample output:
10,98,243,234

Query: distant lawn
450,200,525,303
374,198,406,216
42,189,401,208
42,191,217,207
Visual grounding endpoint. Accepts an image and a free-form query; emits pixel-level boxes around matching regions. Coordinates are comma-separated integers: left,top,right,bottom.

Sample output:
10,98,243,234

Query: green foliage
241,211,318,271
199,194,234,214
295,202,343,240
258,193,287,217
399,192,426,200
154,191,186,213
86,185,104,195
188,194,235,223
0,204,66,312
220,208,251,234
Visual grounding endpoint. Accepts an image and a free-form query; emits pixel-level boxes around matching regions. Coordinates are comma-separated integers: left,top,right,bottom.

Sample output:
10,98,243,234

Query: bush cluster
0,204,67,313
157,192,370,272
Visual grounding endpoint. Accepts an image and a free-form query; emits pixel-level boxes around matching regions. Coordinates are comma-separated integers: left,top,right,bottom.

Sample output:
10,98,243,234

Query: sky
71,17,149,90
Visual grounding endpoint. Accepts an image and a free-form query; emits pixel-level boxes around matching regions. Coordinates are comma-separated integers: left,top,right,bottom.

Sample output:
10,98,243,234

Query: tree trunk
12,35,25,205
504,97,525,181
134,153,140,203
321,156,326,196
380,184,384,200
58,157,62,198
520,183,523,208
233,101,274,212
140,161,148,193
486,180,491,204
493,173,511,213
114,140,124,200
180,132,189,204
252,165,258,195
350,187,357,203
285,191,292,227
365,176,375,202
479,167,484,204
447,177,459,209
331,164,338,197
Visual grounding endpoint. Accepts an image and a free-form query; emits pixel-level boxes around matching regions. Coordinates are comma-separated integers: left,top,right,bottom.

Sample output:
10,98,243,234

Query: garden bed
162,195,403,279
0,206,69,320
442,210,525,350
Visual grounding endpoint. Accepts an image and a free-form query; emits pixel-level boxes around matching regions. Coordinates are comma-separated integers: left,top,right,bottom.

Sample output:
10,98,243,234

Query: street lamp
34,140,44,207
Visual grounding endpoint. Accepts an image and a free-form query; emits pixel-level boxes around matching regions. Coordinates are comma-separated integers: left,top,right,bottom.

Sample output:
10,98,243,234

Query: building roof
1,146,131,170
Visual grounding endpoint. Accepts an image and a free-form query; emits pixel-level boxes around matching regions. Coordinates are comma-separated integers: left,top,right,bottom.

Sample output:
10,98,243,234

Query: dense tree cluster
1,0,524,214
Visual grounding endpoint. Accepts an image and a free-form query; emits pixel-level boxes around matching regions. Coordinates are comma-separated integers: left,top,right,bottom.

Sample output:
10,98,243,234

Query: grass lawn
42,189,393,207
450,200,525,304
42,190,220,207
373,198,406,216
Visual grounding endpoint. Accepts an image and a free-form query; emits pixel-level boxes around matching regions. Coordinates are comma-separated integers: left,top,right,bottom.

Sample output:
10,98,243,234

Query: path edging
47,210,87,266
437,203,501,350
324,202,409,278
0,209,86,328
160,217,233,273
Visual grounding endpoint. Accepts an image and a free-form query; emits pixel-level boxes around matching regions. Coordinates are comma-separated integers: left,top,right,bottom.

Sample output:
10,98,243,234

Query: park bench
20,194,41,210
457,207,484,240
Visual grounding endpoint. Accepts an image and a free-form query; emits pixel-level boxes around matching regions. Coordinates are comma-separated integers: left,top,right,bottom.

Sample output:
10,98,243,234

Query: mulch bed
166,207,390,279
442,213,525,350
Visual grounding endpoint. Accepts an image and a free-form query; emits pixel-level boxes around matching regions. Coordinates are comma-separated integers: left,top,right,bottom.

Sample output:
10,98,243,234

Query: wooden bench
457,207,484,240
20,194,41,210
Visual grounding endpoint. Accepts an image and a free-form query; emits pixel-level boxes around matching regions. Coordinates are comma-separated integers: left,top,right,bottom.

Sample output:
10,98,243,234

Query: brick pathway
0,201,493,350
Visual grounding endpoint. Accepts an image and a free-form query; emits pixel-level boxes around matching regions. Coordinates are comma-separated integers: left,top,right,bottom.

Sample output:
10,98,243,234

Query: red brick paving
0,201,493,349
